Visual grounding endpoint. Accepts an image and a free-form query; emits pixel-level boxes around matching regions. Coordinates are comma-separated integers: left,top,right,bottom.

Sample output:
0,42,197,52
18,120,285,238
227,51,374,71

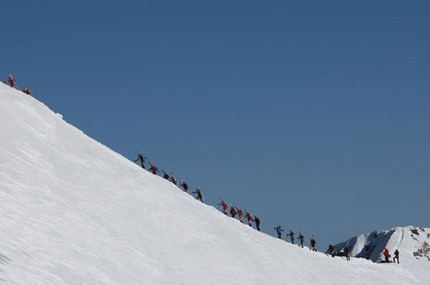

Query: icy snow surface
0,83,429,284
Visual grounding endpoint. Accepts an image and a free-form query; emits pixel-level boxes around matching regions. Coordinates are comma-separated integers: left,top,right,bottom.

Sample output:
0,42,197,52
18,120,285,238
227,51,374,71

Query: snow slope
0,83,429,284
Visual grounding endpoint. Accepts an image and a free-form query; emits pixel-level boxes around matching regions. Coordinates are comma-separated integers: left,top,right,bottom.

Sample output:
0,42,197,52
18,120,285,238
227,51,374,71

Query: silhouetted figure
236,208,243,223
343,243,350,261
230,206,237,218
245,211,253,227
254,215,261,231
23,87,33,95
328,243,336,257
218,200,228,215
274,225,284,239
393,249,399,264
8,73,17,88
383,248,390,263
180,178,189,192
170,173,177,185
149,163,158,175
310,235,317,252
134,154,146,169
192,186,203,202
162,170,170,180
298,232,305,248
287,230,295,244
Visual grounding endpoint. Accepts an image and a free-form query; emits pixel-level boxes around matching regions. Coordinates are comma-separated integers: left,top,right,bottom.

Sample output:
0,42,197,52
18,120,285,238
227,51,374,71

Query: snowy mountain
333,226,430,263
0,82,429,284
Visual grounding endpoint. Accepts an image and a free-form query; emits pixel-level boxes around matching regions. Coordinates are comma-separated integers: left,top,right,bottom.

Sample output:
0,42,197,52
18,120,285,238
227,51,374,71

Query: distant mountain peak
333,226,430,263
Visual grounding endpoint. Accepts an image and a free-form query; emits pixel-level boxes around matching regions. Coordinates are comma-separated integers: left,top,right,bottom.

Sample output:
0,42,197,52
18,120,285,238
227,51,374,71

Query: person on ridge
253,215,261,231
134,153,146,169
343,243,350,261
23,87,33,96
230,205,237,218
170,173,177,185
274,225,284,239
310,235,317,251
245,211,253,227
8,73,17,88
328,242,336,257
162,170,170,180
393,249,399,264
298,231,305,248
180,178,189,192
287,230,295,244
218,200,228,215
192,186,203,202
382,248,390,263
236,208,244,223
149,163,159,175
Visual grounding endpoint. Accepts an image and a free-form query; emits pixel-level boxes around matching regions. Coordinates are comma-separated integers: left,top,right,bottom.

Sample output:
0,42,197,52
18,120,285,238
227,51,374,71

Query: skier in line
343,243,350,261
192,186,203,202
245,211,253,227
274,225,284,239
8,73,17,88
310,235,317,252
134,153,146,169
298,231,305,248
162,170,170,180
328,243,336,257
236,208,244,223
382,248,390,263
230,205,237,218
287,230,295,244
253,215,261,231
393,249,399,264
23,87,33,96
180,178,189,192
149,163,159,175
217,200,228,215
170,173,177,185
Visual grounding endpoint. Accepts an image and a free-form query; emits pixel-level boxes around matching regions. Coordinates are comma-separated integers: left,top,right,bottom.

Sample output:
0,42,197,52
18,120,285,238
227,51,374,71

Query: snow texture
0,83,429,284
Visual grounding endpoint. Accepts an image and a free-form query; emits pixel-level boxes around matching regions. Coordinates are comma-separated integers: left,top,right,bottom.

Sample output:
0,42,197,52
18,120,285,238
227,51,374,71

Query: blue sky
3,1,429,247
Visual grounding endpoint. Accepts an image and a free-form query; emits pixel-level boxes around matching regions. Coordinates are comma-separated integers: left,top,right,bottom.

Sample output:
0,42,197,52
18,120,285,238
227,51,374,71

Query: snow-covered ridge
0,82,429,284
333,226,430,263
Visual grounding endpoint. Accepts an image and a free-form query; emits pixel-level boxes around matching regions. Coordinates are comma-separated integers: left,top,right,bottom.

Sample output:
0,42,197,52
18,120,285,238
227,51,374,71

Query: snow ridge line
393,228,405,251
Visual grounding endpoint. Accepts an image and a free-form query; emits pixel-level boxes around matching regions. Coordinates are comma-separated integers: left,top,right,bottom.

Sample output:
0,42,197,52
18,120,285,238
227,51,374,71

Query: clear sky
2,1,429,247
